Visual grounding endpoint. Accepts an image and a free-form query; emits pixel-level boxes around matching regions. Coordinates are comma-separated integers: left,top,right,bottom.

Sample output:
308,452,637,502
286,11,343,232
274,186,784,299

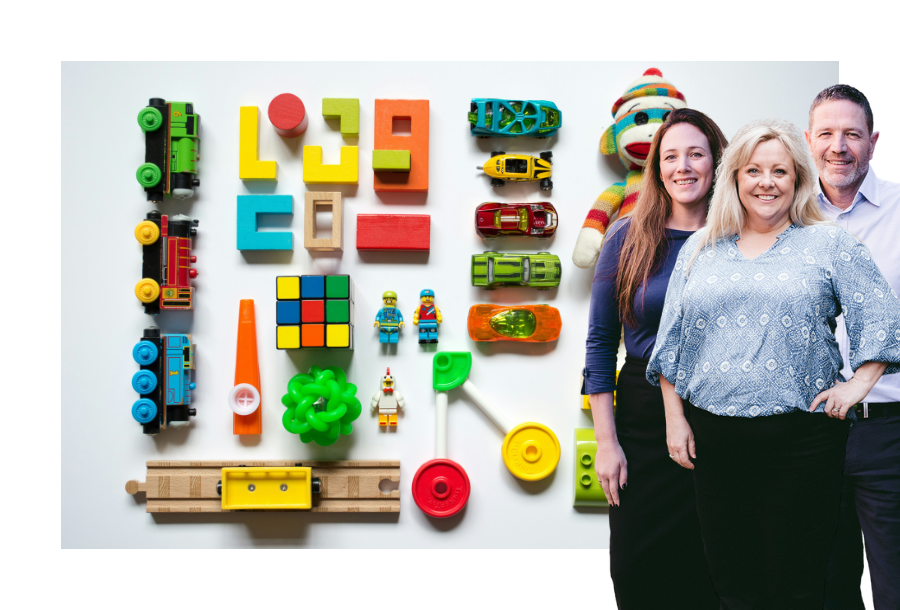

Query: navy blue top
584,218,696,394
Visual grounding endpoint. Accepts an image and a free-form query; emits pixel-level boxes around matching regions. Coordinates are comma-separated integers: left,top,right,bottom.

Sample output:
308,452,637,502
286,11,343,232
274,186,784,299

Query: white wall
62,61,838,548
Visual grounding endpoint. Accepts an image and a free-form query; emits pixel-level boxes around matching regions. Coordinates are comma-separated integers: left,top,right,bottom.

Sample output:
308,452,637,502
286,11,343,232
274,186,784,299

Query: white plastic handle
435,391,448,459
229,383,261,416
461,380,512,434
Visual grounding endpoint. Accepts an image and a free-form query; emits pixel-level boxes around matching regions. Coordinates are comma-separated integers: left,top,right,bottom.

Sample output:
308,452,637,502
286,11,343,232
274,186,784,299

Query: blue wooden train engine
131,327,197,435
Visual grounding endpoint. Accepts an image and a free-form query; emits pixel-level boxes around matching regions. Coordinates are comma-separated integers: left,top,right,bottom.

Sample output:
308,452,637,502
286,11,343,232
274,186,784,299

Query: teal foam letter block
237,194,293,250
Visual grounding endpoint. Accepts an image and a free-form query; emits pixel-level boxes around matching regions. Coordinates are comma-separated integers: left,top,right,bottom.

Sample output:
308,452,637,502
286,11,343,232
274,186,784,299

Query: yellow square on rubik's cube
326,324,350,348
277,276,300,300
277,326,301,349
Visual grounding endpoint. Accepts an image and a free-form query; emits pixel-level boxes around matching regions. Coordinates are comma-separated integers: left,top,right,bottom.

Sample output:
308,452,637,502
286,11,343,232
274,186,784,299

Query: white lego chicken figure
371,368,405,427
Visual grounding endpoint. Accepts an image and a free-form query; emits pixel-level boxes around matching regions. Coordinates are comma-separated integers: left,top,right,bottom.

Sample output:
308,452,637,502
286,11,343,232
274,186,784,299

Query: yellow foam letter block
240,106,277,181
302,146,359,184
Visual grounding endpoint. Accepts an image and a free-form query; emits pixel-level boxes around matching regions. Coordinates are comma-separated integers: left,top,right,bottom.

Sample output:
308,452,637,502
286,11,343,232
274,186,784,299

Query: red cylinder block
268,93,308,138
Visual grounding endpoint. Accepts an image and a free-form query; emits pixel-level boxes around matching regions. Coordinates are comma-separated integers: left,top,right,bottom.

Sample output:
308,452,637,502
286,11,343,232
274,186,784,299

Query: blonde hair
686,118,826,272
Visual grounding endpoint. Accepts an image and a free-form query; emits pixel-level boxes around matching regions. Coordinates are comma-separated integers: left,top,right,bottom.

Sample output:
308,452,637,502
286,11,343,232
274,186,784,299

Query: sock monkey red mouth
625,143,651,159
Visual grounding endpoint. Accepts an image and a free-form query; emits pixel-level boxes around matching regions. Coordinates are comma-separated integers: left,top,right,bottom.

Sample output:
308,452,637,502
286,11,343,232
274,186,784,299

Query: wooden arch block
239,106,278,181
373,99,429,192
304,192,343,252
302,145,359,184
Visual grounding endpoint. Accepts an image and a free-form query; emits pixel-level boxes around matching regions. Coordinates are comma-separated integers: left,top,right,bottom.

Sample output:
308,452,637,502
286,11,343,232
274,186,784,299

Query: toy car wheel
134,220,160,245
132,370,158,394
136,163,162,188
132,340,159,365
132,399,158,424
135,278,161,303
470,102,478,112
540,151,553,162
137,107,164,132
477,135,490,139
490,178,505,188
491,151,505,157
540,178,553,191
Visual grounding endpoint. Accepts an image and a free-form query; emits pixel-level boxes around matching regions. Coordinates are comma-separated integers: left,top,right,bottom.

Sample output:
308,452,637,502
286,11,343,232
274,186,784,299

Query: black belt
853,402,900,418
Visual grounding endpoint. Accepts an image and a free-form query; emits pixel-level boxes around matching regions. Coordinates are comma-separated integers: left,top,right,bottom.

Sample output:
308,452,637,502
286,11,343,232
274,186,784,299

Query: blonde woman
647,118,900,609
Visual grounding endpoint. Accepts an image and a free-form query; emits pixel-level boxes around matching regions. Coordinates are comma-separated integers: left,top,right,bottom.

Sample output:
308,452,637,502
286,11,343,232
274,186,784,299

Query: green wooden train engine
136,98,200,203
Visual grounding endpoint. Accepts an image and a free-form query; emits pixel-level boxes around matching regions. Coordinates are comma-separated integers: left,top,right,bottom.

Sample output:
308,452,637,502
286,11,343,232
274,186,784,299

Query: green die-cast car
471,252,561,290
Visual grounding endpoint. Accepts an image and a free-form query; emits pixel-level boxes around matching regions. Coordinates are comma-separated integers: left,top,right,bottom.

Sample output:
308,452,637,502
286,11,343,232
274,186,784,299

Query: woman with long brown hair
583,108,727,609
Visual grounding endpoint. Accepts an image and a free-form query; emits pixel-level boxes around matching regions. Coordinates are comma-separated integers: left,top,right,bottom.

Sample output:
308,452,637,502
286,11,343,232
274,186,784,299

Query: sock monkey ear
600,124,617,156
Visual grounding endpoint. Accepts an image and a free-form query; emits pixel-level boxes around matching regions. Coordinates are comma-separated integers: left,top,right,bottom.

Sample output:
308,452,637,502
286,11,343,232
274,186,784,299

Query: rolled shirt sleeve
646,232,698,387
831,230,900,375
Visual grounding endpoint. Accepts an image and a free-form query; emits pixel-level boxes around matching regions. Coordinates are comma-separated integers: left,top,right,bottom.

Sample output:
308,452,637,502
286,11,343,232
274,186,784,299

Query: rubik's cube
276,275,354,349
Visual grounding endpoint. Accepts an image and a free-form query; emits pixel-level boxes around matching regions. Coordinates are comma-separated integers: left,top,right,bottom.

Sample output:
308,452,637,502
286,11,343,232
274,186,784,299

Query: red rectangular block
356,214,431,251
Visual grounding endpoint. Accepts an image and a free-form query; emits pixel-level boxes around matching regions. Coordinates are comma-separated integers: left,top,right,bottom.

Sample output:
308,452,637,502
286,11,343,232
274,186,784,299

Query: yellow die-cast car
476,151,553,191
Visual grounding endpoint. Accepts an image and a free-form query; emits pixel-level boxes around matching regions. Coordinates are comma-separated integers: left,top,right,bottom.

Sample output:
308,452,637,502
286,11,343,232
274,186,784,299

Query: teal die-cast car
468,99,562,138
471,252,561,289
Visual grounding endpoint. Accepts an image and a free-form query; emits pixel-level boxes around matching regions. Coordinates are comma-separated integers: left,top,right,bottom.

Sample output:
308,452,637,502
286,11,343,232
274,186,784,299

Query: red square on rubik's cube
302,300,325,323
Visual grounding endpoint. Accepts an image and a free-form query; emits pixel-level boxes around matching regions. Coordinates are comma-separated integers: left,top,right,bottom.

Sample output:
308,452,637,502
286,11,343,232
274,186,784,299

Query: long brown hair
616,109,728,327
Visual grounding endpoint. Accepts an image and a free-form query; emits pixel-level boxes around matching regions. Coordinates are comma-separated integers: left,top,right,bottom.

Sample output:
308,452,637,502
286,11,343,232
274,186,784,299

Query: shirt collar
816,167,880,210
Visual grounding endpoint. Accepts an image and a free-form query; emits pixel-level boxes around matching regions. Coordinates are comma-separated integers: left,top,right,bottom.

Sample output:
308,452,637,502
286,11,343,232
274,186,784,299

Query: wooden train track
126,460,400,513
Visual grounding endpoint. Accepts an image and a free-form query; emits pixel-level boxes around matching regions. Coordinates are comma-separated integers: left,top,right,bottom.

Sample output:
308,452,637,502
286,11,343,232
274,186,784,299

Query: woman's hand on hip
809,361,887,420
595,440,627,507
666,415,696,470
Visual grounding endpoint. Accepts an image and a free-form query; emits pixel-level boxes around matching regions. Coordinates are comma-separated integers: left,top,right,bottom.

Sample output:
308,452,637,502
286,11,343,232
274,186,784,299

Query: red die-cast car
475,202,557,239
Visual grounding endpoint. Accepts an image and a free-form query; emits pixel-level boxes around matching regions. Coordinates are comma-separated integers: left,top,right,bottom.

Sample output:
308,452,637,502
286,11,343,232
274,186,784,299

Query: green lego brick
372,149,411,173
574,428,609,507
322,98,359,137
326,299,350,323
325,275,351,299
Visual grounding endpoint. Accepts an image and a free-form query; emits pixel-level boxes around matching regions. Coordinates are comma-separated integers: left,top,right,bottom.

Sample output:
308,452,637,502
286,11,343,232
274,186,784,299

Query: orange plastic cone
230,300,262,434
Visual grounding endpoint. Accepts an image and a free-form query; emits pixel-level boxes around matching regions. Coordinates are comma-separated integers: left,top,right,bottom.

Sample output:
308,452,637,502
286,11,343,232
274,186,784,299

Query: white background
62,61,839,549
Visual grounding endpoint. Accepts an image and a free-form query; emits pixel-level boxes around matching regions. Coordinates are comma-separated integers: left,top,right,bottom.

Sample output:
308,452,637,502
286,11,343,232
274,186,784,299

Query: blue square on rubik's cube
277,301,300,325
301,275,325,299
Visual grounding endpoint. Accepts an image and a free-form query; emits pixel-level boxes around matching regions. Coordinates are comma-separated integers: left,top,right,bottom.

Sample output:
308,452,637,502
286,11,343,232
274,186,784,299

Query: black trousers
687,404,850,610
824,414,900,610
608,357,718,610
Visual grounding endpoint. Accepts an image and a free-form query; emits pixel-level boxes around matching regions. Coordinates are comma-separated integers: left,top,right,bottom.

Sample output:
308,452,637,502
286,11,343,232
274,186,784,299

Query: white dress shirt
818,168,900,403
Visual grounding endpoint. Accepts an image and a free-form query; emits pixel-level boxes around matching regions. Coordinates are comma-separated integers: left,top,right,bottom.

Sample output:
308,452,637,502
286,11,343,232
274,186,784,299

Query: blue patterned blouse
646,223,900,417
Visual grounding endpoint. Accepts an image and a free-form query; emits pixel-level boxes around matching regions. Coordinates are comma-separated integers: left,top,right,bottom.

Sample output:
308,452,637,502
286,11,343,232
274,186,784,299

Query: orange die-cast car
467,304,562,343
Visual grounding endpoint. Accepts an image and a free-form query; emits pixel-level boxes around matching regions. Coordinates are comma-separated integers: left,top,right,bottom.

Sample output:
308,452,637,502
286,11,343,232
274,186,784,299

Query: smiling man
807,85,900,610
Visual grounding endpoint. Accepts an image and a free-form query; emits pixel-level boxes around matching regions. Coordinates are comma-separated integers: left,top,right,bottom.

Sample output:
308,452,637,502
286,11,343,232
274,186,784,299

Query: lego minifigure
413,289,442,344
371,368,405,427
374,290,404,343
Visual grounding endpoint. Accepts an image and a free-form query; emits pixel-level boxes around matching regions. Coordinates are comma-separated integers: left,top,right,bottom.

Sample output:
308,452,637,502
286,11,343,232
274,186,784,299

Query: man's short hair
809,84,874,135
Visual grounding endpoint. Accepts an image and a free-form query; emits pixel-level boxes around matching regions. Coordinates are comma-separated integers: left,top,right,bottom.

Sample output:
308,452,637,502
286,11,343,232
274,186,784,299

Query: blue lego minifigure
413,289,442,344
374,290,404,343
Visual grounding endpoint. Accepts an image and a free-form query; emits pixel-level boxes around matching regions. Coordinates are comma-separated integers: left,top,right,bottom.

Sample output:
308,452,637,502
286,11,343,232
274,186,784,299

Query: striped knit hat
610,68,686,117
